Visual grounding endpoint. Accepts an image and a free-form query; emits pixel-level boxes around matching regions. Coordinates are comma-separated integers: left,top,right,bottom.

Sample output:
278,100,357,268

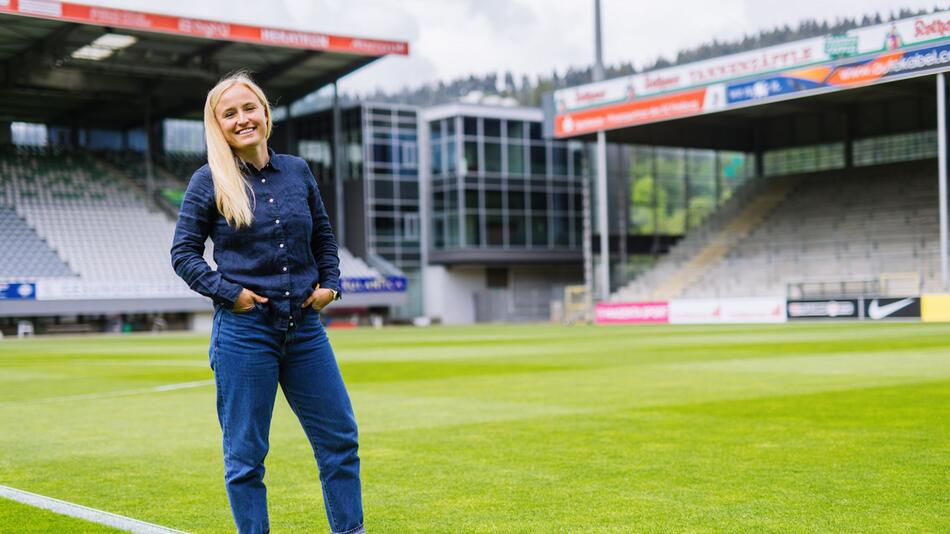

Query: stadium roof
0,1,408,128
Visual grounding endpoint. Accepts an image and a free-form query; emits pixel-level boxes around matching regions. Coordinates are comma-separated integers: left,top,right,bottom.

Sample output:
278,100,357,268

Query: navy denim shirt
170,150,340,331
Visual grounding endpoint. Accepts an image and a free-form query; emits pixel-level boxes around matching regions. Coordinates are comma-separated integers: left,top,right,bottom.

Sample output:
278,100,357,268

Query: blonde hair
203,71,273,228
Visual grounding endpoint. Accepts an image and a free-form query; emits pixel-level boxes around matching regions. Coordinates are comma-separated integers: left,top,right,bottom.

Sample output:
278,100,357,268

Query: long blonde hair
203,71,273,228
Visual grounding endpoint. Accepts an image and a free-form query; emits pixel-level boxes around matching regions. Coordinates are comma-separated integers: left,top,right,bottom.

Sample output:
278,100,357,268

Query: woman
171,71,363,534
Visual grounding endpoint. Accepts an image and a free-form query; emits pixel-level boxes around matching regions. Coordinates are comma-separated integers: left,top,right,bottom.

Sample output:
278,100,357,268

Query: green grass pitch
0,322,948,533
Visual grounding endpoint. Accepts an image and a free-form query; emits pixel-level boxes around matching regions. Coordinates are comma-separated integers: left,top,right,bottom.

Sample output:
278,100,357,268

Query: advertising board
669,297,786,324
595,301,669,324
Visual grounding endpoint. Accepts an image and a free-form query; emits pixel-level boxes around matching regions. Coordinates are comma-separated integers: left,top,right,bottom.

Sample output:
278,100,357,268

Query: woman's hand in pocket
302,285,335,312
232,288,268,313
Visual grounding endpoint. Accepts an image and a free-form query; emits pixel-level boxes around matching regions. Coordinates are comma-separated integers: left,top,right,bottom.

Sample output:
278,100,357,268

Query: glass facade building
421,105,586,264
286,103,422,317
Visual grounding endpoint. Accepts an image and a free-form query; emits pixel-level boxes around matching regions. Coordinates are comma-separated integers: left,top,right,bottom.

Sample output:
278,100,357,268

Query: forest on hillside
354,7,936,108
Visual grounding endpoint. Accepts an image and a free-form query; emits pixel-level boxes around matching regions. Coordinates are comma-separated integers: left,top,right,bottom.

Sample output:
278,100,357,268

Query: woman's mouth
236,126,257,136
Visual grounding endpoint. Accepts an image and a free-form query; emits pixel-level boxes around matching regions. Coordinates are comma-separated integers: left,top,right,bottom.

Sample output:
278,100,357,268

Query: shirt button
282,266,288,272
275,219,280,224
279,243,284,248
261,178,266,183
284,291,290,296
269,198,274,203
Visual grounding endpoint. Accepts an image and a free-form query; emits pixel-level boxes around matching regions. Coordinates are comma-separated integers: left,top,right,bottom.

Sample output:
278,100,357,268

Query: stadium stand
0,206,76,280
615,160,939,300
0,146,184,282
1,145,387,289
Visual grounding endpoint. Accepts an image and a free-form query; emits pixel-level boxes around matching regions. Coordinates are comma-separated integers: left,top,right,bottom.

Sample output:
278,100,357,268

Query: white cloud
83,0,950,96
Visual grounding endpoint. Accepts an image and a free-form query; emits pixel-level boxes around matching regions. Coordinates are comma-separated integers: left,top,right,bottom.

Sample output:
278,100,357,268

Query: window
446,140,457,173
433,216,445,248
431,142,443,175
552,146,568,176
465,188,480,210
553,215,570,246
507,143,525,175
374,216,396,237
485,190,503,210
485,142,502,173
530,144,547,175
400,143,417,168
464,141,479,172
529,122,542,141
507,120,524,139
464,117,478,136
486,215,504,246
372,143,393,164
531,215,548,247
403,213,420,239
530,191,548,211
484,119,501,138
465,214,481,246
374,179,394,198
400,181,419,201
507,189,525,211
508,214,526,246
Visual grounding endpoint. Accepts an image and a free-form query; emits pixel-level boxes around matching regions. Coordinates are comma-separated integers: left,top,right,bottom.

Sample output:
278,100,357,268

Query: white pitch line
0,379,214,406
0,484,187,534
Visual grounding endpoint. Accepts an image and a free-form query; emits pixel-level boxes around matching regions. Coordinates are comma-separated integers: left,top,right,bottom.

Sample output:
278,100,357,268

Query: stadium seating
0,206,76,280
0,146,384,288
0,147,187,283
615,160,941,300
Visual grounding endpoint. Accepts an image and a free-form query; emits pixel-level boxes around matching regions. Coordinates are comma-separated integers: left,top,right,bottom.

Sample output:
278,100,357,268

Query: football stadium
0,1,949,532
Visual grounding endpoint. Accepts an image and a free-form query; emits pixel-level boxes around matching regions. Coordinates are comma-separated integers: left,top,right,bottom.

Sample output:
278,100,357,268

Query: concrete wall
423,263,583,324
423,265,486,325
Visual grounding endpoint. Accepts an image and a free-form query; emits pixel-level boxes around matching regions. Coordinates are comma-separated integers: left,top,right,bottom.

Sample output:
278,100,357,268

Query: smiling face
214,83,269,152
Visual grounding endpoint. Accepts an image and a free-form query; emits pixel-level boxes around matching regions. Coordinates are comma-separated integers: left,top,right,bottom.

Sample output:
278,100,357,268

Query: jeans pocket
209,307,224,370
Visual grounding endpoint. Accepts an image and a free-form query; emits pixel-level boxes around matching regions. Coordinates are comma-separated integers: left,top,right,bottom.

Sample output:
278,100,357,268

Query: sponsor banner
26,277,406,300
36,280,197,300
0,282,37,300
2,1,408,56
595,301,669,324
864,297,921,320
553,9,950,137
787,299,859,319
921,293,950,322
669,297,786,324
555,42,950,137
341,276,407,294
555,10,950,113
555,39,822,113
727,42,950,106
556,89,708,137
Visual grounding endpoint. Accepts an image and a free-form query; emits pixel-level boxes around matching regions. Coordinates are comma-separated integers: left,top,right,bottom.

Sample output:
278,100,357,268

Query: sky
82,0,949,95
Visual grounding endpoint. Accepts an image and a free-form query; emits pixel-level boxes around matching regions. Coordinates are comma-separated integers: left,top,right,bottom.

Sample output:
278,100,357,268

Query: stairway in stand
647,175,800,300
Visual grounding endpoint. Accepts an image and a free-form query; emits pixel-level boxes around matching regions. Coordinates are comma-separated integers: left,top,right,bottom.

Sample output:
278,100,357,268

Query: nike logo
867,298,915,320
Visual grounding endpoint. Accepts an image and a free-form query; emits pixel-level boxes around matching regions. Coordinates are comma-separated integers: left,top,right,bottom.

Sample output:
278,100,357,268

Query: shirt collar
238,147,280,174
264,147,280,172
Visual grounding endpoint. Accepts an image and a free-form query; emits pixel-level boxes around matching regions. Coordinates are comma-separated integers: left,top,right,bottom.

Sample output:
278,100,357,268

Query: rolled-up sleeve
302,161,341,296
170,169,243,308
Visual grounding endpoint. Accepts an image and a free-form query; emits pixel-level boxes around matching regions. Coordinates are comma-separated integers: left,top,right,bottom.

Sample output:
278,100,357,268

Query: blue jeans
210,304,363,534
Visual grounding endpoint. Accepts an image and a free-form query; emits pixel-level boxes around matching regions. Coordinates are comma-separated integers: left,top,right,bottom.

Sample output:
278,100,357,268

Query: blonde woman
171,72,362,534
